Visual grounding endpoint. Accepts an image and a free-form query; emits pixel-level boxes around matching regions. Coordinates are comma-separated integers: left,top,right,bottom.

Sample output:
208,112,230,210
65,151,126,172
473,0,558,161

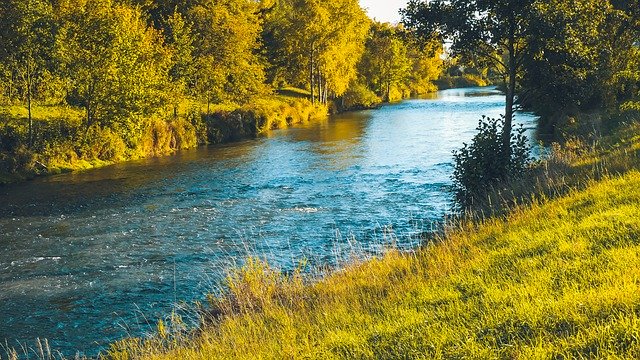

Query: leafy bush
453,116,531,208
435,75,489,90
342,83,382,110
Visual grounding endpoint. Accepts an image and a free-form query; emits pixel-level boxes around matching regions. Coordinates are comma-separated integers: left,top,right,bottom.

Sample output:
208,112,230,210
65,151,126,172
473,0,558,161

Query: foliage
55,0,171,136
452,116,531,208
189,0,268,107
358,23,411,101
357,22,442,102
205,97,327,144
262,0,370,104
0,0,56,146
403,0,534,159
341,83,382,110
521,0,640,126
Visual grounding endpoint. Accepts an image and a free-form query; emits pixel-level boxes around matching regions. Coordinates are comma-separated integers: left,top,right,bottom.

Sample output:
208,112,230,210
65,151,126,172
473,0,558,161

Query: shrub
453,115,531,208
342,83,382,110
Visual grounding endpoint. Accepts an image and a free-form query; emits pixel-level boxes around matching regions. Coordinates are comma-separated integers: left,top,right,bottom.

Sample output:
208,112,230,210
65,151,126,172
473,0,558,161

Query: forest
0,0,443,183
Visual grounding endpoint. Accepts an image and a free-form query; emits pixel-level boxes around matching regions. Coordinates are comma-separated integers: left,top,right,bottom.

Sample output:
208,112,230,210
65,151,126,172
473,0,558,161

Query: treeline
0,0,442,181
405,0,640,135
403,0,640,206
520,0,640,133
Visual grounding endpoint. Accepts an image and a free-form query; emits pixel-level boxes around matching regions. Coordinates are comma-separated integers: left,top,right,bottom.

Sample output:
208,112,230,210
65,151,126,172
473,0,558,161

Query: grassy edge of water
0,93,327,186
73,116,640,359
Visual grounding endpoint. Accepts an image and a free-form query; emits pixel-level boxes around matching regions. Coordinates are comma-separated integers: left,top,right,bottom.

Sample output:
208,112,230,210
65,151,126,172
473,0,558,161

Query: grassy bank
0,93,326,185
97,117,640,359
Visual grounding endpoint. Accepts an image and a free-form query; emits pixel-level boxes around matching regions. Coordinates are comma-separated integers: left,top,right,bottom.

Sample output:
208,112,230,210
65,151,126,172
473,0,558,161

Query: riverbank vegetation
0,0,444,184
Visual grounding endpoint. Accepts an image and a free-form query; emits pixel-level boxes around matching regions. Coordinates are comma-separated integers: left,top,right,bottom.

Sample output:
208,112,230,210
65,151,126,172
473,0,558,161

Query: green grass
0,104,84,124
104,121,640,359
275,87,312,100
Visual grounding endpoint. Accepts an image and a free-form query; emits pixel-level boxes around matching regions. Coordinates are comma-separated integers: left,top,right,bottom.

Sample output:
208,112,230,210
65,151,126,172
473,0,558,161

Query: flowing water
0,87,539,356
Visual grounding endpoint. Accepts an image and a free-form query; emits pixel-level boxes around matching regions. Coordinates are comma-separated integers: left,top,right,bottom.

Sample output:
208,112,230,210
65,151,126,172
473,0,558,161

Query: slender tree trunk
319,75,324,104
502,38,517,164
310,46,315,104
317,71,322,104
386,81,391,102
27,62,33,148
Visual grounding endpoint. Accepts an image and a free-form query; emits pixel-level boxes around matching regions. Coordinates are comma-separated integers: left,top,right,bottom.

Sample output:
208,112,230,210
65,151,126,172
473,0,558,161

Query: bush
453,116,531,208
342,83,382,110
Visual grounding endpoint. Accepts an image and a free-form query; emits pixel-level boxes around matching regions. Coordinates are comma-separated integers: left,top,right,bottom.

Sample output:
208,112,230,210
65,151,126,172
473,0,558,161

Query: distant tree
405,37,443,95
318,0,370,102
0,0,55,147
358,23,413,101
263,0,369,104
403,0,535,162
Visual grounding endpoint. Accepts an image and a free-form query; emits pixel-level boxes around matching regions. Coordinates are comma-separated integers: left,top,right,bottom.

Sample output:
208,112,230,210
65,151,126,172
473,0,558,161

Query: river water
0,87,538,356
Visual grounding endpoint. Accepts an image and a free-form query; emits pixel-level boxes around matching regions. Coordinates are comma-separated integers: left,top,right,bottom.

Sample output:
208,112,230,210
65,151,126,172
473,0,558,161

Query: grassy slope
107,124,640,359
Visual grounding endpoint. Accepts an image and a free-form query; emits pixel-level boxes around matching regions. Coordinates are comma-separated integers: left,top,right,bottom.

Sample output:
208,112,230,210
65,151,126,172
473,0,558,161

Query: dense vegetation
403,0,640,206
0,0,443,183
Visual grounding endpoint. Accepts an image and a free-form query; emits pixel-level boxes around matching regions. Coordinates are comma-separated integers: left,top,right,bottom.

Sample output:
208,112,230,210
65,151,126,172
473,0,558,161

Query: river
0,87,539,356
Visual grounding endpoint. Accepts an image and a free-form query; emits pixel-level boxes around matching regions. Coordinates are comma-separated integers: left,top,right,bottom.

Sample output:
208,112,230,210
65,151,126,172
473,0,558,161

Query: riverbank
97,114,640,359
0,92,327,185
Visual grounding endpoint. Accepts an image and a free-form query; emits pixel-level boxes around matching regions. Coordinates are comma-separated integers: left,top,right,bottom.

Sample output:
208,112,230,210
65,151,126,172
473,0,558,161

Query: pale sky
359,0,409,24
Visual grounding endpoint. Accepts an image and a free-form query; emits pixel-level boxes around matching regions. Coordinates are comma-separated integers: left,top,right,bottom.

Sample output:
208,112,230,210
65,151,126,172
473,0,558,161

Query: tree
521,0,640,124
189,0,267,110
358,23,412,101
164,10,195,116
406,36,443,95
403,0,534,161
55,0,171,138
0,0,55,147
318,0,370,102
262,0,369,104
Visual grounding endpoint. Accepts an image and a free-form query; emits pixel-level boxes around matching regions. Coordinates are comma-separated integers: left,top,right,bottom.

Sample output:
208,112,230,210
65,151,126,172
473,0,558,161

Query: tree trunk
310,46,315,104
27,62,33,148
386,81,391,102
502,38,517,164
317,71,322,104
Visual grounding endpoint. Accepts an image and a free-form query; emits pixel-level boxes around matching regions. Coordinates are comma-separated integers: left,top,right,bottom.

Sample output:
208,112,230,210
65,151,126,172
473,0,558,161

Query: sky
359,0,409,24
